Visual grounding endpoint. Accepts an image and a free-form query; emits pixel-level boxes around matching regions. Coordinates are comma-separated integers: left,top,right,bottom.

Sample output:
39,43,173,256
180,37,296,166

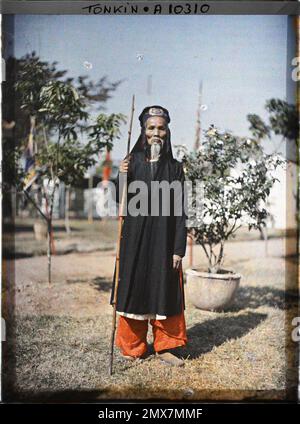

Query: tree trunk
10,187,16,223
88,175,93,223
261,226,268,257
188,235,193,267
258,225,268,256
47,219,51,285
65,186,71,234
47,181,57,285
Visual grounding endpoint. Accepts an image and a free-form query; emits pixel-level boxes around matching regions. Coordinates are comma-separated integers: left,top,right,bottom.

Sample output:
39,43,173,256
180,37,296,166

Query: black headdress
130,105,174,160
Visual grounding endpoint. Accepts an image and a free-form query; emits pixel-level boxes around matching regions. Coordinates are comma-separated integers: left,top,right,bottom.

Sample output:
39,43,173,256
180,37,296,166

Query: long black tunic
110,150,187,317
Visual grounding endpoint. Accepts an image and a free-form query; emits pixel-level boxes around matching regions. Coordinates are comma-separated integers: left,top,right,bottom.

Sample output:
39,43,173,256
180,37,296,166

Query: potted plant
180,125,284,311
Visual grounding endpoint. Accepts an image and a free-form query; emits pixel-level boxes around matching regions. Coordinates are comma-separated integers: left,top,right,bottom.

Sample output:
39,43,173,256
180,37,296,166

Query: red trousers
116,311,187,357
115,266,187,358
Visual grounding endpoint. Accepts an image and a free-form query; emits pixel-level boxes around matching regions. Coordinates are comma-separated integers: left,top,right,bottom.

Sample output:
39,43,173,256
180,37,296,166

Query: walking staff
109,95,135,376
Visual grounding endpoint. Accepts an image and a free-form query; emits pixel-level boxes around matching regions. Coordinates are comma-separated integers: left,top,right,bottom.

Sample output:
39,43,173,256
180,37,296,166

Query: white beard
150,142,162,161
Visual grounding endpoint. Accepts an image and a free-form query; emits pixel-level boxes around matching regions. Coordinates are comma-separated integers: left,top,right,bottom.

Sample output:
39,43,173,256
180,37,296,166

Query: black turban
138,105,171,127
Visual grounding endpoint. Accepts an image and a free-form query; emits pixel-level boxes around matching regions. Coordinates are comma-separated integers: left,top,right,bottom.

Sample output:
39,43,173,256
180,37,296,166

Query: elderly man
110,105,187,367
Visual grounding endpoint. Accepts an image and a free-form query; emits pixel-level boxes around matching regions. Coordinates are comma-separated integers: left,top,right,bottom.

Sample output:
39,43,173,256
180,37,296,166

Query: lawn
2,231,299,401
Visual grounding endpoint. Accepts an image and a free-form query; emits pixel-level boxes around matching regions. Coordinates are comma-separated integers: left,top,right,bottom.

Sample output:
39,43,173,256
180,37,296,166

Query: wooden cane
109,95,135,376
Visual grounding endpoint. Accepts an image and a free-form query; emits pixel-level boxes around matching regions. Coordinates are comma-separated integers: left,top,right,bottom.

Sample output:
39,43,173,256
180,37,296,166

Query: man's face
145,116,168,145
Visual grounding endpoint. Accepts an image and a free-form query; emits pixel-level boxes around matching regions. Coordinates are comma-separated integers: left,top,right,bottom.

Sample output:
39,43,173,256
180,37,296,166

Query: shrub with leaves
37,112,126,186
179,126,285,273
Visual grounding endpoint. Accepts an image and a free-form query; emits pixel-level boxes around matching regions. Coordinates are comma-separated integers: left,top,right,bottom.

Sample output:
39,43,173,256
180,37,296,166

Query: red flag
102,150,112,184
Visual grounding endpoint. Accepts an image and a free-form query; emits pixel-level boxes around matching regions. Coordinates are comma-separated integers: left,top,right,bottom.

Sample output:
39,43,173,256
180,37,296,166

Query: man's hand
173,254,182,270
119,155,131,173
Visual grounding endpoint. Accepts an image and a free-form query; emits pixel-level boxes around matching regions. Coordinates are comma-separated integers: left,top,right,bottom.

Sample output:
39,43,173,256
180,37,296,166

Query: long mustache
150,137,164,144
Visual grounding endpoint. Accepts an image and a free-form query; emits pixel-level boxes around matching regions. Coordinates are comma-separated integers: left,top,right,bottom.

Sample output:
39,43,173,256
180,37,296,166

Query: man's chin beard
150,141,162,161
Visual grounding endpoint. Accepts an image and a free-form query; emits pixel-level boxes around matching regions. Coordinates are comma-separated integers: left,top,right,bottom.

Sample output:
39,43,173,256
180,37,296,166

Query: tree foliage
179,126,285,273
2,51,125,284
247,98,298,148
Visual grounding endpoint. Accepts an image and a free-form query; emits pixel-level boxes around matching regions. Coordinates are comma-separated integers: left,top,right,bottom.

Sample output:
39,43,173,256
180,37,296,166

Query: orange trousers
115,265,187,357
115,311,187,357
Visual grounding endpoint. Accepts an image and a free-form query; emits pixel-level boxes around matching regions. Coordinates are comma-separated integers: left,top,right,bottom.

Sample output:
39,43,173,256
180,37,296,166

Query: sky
13,15,290,160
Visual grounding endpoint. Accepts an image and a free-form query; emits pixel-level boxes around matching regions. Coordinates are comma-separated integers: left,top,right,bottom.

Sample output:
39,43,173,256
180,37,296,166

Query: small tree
3,53,125,284
30,81,125,283
180,126,285,273
3,52,125,283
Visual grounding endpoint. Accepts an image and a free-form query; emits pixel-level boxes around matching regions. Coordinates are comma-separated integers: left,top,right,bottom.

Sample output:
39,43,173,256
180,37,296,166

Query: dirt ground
2,235,299,402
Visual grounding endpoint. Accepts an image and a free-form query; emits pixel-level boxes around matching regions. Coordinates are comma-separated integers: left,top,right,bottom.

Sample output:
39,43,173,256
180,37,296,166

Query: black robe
110,136,187,317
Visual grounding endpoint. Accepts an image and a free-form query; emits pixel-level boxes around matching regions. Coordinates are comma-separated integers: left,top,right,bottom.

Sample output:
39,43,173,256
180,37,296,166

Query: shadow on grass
3,251,38,259
90,277,113,292
3,223,81,234
230,286,298,312
176,311,267,360
66,276,112,293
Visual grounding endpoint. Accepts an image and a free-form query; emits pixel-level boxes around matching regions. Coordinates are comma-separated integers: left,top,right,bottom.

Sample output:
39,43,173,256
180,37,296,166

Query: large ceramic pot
185,268,241,311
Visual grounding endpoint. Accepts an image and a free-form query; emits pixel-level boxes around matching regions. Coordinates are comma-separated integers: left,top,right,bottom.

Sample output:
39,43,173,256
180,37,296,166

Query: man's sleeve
174,163,187,257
